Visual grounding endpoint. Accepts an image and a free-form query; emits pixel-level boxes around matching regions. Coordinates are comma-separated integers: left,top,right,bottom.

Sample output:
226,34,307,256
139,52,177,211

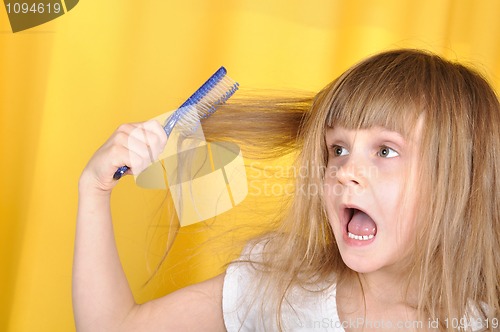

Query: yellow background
1,1,499,331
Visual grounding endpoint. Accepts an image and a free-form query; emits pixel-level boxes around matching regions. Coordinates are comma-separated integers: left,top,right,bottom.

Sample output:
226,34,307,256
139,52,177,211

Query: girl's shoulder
466,301,496,332
223,240,344,331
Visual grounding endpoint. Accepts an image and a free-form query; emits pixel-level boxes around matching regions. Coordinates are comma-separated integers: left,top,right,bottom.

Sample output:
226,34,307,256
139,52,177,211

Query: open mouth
343,207,377,242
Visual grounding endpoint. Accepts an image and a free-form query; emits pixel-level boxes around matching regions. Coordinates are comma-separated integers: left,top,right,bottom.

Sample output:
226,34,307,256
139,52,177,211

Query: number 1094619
5,2,62,14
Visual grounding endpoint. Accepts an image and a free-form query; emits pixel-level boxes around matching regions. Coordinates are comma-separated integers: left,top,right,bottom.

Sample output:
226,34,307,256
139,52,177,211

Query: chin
341,252,411,276
339,253,384,274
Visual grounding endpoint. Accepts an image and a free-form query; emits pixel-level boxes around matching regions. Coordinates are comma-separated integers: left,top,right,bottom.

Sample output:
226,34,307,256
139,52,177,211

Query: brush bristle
195,76,239,119
166,67,239,137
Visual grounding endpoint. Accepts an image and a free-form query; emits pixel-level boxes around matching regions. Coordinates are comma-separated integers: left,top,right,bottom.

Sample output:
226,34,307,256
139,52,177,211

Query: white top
222,243,345,331
222,243,489,331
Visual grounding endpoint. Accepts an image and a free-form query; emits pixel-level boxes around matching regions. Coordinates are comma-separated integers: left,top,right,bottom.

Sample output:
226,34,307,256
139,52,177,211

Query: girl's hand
79,120,167,195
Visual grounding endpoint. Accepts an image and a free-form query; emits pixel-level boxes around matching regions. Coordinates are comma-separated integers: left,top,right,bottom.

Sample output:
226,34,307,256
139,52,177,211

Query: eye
332,145,349,157
378,146,399,158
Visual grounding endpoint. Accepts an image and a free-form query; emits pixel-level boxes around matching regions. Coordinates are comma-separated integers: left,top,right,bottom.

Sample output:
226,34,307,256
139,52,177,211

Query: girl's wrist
78,171,114,198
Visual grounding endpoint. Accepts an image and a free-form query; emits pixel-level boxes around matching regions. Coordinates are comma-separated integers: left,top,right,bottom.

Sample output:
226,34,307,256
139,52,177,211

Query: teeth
348,232,375,241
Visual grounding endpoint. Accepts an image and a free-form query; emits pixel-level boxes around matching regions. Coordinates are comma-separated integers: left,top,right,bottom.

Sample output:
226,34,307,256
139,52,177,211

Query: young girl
73,49,500,331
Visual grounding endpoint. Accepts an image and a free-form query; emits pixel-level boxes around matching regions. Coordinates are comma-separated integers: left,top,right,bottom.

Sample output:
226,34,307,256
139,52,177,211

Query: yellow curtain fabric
1,1,499,331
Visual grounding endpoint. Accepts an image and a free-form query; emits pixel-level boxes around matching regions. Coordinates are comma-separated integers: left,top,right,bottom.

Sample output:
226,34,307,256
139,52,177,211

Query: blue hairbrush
113,67,239,180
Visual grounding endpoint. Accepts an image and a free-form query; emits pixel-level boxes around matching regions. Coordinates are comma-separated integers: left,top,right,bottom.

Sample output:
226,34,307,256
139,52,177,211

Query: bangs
324,50,429,138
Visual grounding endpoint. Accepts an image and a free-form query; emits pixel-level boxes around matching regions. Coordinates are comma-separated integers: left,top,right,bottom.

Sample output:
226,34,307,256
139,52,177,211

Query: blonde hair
206,49,500,330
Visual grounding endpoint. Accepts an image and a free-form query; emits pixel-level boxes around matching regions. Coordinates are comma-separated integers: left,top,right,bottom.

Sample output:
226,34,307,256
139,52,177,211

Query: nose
334,156,368,187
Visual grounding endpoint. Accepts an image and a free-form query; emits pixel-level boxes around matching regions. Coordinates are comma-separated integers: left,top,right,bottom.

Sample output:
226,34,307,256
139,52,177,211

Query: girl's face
323,122,421,274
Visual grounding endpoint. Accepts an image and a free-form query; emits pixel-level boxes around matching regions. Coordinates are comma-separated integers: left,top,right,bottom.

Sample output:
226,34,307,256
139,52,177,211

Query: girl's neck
336,268,423,331
358,269,417,306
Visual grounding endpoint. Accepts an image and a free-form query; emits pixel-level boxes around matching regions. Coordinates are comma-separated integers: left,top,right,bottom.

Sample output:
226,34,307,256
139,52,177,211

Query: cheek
323,180,342,200
322,174,342,228
375,162,407,200
374,175,405,217
376,175,418,240
375,178,400,204
323,166,341,199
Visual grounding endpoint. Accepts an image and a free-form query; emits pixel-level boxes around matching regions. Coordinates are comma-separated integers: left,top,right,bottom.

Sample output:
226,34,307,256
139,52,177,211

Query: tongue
347,210,377,236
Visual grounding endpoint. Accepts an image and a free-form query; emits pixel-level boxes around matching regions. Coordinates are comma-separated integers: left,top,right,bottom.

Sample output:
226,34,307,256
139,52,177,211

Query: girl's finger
127,121,167,163
112,121,166,176
137,120,168,161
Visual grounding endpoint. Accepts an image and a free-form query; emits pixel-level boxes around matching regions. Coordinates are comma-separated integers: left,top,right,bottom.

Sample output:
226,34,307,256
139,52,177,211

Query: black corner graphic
4,0,79,33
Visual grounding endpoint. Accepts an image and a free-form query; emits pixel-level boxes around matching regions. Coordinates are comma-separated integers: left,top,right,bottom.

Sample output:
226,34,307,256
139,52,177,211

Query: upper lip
339,203,375,233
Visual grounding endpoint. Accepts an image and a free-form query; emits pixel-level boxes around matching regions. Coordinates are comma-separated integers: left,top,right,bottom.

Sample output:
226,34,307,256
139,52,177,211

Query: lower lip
343,230,376,246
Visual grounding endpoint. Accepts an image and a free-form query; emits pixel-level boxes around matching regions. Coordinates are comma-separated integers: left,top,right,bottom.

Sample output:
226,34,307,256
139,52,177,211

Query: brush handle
113,166,129,180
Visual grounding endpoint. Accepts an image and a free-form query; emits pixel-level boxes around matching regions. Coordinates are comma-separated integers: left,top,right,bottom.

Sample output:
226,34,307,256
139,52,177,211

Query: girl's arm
72,121,226,331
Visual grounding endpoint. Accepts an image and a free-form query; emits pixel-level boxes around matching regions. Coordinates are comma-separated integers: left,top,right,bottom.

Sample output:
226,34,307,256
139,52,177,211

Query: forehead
325,117,424,145
326,126,405,138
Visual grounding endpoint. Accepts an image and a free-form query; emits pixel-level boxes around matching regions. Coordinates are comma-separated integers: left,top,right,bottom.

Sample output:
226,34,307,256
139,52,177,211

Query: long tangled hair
203,49,500,330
